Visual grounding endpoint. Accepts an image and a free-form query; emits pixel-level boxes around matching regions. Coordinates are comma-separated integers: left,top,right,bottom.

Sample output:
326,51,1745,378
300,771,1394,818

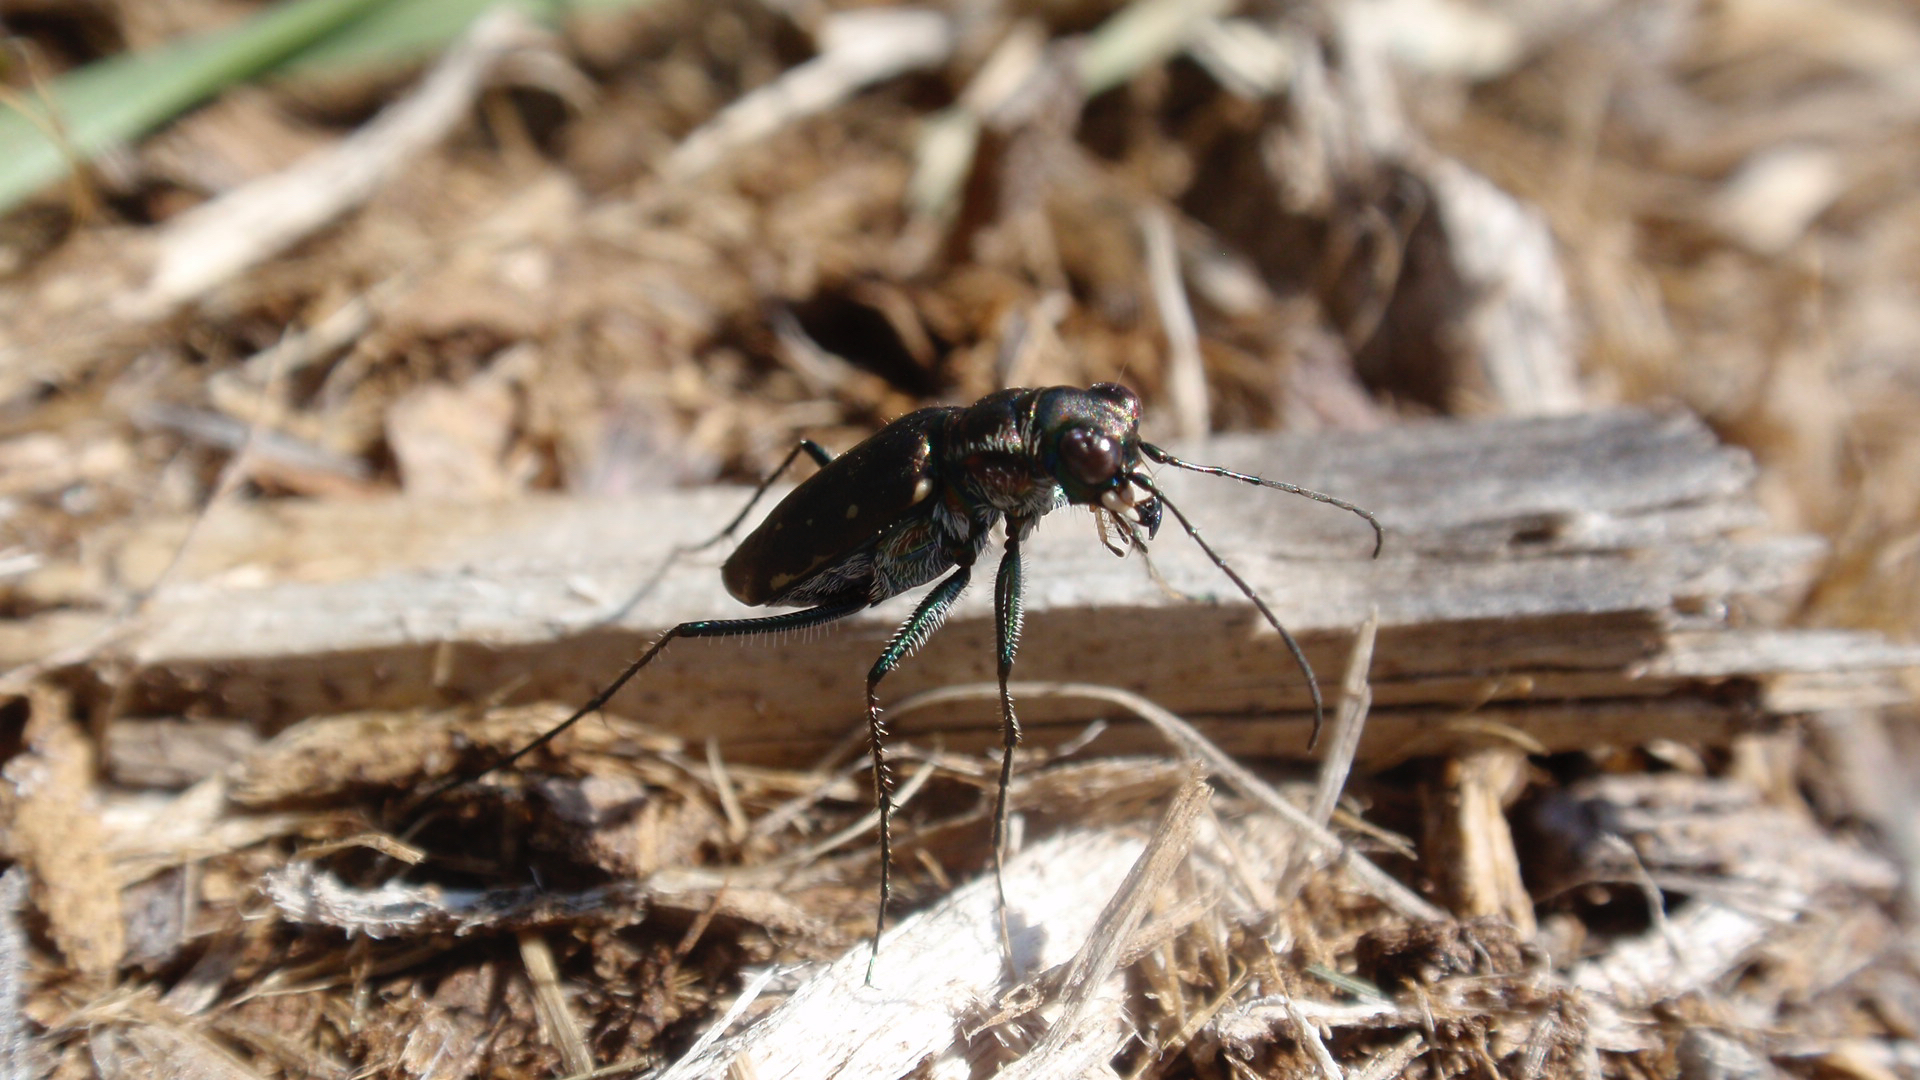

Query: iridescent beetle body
724,385,1157,609
453,384,1378,981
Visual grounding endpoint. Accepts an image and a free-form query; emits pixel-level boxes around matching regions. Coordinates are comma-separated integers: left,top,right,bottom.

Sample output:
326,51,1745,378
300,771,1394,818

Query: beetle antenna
1138,442,1383,558
1136,478,1326,750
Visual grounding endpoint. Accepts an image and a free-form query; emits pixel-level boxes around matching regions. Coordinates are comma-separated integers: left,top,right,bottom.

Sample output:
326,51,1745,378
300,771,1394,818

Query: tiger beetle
449,383,1381,981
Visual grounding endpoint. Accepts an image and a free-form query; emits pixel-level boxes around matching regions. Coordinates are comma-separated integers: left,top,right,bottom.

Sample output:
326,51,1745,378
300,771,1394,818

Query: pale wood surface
14,408,1916,765
655,827,1147,1080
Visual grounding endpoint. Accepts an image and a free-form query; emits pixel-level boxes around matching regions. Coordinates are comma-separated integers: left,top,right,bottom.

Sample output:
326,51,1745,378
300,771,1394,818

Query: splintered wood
21,408,1913,766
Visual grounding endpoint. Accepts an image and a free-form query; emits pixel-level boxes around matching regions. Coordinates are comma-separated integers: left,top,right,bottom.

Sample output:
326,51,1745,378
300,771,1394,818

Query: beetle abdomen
722,407,954,607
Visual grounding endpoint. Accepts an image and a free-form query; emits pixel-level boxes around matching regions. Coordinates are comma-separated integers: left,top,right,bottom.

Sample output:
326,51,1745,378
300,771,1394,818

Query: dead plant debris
0,0,1918,1077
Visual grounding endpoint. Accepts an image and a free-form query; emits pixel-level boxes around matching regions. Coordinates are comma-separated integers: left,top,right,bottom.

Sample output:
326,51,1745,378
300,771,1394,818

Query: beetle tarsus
991,525,1029,977
865,563,974,971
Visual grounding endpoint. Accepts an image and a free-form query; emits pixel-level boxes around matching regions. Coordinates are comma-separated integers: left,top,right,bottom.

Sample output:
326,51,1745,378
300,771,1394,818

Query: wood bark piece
0,869,31,1078
9,409,1914,766
1422,748,1536,935
996,777,1209,1080
655,827,1147,1080
265,863,648,938
1814,710,1920,914
1536,772,1901,1047
0,689,125,977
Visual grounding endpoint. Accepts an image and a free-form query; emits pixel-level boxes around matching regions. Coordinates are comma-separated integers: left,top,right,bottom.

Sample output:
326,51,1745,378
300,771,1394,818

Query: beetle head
1039,383,1160,538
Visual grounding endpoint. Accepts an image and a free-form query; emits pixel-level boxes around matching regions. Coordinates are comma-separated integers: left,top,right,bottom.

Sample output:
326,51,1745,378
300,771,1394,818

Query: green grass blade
284,0,664,75
0,0,389,215
0,0,668,218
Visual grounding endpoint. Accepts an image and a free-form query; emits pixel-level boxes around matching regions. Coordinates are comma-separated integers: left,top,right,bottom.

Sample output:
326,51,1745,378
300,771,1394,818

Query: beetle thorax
940,389,1073,523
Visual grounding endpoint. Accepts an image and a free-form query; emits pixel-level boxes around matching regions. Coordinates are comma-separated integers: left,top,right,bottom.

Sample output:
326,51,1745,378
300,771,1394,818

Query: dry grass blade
1282,990,1344,1080
649,966,777,1080
1141,205,1208,442
521,930,593,1076
706,737,749,845
1276,609,1378,906
663,10,954,181
886,680,1445,922
1308,609,1377,827
998,774,1210,1080
754,757,938,873
288,832,426,865
131,8,560,315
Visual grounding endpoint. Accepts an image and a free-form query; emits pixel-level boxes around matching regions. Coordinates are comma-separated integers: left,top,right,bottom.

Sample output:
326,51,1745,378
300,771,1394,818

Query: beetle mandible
460,383,1381,977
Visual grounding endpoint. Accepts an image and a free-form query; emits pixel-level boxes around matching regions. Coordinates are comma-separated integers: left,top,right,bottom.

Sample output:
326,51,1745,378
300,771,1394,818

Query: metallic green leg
863,564,972,984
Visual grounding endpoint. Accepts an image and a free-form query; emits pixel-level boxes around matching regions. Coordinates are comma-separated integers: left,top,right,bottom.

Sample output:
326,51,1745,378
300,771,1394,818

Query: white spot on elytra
846,504,860,519
911,478,934,504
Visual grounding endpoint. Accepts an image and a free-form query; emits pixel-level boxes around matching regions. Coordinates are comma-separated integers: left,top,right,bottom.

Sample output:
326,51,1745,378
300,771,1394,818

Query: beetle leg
864,564,973,985
991,521,1028,975
703,438,834,548
418,599,868,806
600,438,837,626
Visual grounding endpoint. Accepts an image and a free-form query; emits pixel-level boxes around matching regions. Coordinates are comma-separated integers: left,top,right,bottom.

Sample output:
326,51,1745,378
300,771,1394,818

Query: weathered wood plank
21,408,1755,602
108,536,1812,722
6,409,1910,765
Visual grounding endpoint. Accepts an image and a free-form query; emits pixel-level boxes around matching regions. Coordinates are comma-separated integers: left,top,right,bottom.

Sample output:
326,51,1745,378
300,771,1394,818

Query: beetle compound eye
1060,427,1122,486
